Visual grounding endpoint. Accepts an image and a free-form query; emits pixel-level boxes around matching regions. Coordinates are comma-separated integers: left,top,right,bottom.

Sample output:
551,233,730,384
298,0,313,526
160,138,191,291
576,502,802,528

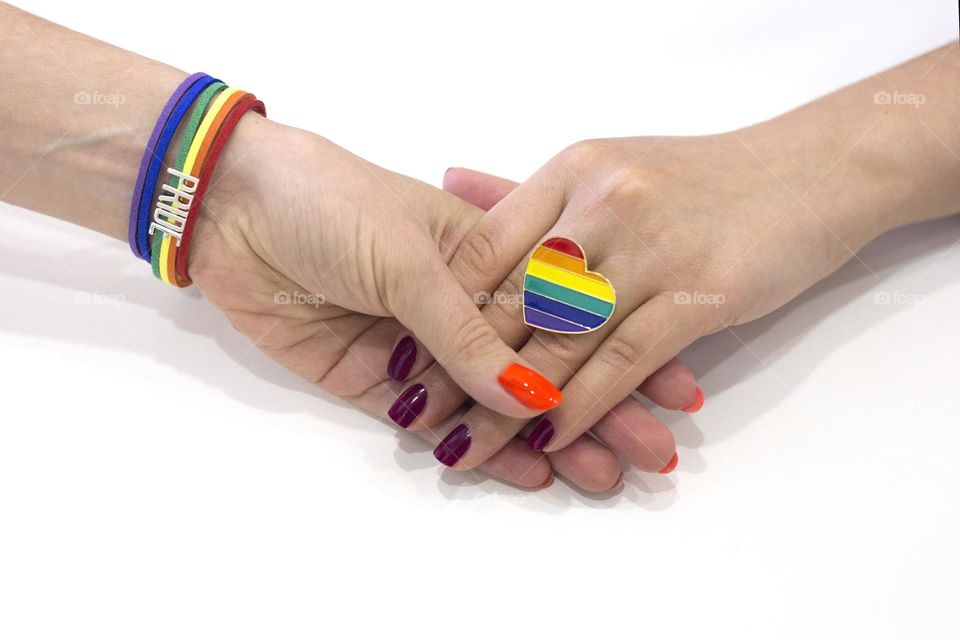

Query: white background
1,1,958,638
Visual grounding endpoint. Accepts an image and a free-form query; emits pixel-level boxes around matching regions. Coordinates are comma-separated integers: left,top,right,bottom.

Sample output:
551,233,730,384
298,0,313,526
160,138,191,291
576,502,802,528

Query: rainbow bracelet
149,80,226,280
131,73,219,260
129,73,266,286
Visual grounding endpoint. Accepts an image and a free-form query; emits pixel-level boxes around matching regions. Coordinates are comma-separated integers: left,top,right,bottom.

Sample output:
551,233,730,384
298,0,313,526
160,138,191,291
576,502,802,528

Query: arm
0,3,195,238
0,3,698,492
399,43,960,469
0,2,563,424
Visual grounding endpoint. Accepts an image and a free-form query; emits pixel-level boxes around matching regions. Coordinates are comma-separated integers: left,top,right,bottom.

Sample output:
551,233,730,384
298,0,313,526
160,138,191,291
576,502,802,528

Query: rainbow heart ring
522,237,616,334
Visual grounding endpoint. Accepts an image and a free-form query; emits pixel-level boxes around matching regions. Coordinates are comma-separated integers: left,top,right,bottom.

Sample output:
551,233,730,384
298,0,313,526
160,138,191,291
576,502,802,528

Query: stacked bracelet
129,72,266,287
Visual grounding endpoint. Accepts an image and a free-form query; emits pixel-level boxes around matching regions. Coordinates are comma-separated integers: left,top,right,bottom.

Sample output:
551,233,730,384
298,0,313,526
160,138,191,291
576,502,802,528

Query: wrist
733,45,960,250
732,108,911,254
188,111,271,282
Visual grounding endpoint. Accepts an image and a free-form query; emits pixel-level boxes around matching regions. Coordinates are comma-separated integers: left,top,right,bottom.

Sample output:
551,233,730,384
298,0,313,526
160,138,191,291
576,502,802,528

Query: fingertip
639,357,699,410
658,451,679,474
682,387,705,413
442,166,459,189
545,436,622,493
531,471,555,491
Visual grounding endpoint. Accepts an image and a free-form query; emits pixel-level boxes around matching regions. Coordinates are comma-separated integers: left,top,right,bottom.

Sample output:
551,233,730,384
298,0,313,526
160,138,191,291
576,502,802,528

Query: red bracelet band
172,95,266,286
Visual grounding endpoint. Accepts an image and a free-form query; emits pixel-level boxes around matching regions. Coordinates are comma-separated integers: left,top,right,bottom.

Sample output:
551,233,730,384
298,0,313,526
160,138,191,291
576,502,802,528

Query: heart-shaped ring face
522,237,616,334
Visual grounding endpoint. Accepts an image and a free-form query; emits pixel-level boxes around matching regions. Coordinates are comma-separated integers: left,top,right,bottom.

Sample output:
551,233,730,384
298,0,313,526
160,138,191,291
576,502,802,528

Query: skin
398,43,960,470
0,3,699,493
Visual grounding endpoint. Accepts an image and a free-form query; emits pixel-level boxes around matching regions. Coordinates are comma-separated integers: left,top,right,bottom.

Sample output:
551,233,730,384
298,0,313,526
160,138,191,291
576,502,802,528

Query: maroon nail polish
527,418,554,452
387,383,427,428
434,423,471,467
387,336,417,381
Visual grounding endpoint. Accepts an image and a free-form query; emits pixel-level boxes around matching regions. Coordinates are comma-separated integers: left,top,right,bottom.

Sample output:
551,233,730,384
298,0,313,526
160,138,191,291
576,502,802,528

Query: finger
330,315,682,476
355,368,628,494
316,317,405,396
446,164,567,298
389,242,562,420
519,423,625,493
591,396,679,474
543,293,703,453
638,357,703,413
352,383,555,490
443,167,518,211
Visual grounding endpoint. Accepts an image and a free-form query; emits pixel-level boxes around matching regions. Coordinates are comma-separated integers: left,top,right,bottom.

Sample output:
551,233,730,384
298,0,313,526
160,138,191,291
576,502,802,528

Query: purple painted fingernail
387,336,417,381
527,418,554,452
387,383,427,428
434,424,471,467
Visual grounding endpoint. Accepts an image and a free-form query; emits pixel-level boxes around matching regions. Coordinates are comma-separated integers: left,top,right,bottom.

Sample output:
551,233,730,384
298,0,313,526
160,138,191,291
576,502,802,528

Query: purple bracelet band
127,72,208,258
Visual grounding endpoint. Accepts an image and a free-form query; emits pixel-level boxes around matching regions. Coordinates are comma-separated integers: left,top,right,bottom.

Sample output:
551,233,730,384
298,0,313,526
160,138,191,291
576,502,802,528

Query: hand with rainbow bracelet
0,4,703,492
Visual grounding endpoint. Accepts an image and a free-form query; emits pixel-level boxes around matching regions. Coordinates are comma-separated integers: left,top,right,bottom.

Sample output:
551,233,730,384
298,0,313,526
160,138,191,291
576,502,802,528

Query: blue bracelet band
132,73,220,260
128,72,206,258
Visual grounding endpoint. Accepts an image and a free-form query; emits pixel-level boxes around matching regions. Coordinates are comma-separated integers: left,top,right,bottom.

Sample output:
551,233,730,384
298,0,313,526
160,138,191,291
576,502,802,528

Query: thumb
443,167,519,211
387,243,563,419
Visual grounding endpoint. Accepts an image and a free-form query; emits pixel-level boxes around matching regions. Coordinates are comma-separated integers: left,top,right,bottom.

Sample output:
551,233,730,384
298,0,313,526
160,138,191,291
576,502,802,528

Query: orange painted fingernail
534,473,555,490
682,387,704,413
658,451,679,474
497,363,563,411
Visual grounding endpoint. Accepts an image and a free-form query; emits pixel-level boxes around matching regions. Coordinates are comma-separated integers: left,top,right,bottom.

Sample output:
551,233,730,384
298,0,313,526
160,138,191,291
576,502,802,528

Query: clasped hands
189,113,883,493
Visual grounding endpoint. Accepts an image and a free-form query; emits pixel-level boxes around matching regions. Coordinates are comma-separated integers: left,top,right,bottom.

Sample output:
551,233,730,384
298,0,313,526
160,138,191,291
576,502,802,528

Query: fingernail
608,472,625,492
387,383,427,428
682,387,704,413
387,336,417,381
658,451,679,474
497,363,563,411
527,418,555,452
534,472,555,490
434,423,472,467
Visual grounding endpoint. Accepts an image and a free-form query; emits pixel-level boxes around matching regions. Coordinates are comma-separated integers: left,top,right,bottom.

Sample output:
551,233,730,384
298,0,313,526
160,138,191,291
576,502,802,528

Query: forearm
0,3,188,240
735,44,960,248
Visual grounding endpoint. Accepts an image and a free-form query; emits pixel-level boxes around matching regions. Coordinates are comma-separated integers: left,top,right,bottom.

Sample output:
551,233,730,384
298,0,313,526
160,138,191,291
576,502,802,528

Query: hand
190,117,698,491
435,167,702,477
189,115,562,421
401,126,894,470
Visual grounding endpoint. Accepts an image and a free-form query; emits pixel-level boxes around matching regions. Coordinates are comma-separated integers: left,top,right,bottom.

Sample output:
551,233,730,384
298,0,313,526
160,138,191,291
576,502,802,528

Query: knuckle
597,166,652,206
451,314,500,362
494,272,523,300
528,330,582,368
597,334,645,372
483,275,524,324
557,138,604,167
454,230,500,283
